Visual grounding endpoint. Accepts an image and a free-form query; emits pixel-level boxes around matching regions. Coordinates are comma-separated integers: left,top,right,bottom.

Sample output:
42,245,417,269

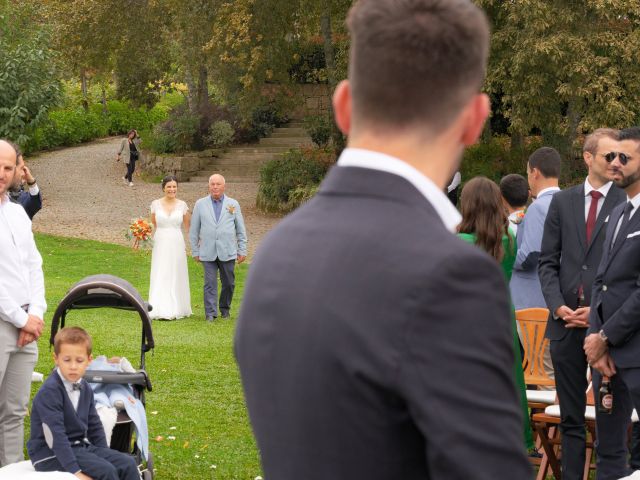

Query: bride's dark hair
162,175,178,190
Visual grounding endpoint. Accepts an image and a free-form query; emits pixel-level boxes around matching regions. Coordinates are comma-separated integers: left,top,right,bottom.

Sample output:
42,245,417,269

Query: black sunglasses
604,151,630,166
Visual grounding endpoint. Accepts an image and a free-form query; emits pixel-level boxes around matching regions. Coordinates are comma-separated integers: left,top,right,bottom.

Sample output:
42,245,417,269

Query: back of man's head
346,0,490,136
528,147,561,179
500,174,529,208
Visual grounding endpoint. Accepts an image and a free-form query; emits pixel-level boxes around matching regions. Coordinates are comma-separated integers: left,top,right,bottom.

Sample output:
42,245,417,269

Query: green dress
457,232,534,451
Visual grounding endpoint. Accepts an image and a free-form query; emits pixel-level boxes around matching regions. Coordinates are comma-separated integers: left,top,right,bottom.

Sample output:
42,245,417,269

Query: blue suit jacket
510,187,559,309
28,372,108,473
589,200,640,367
189,194,248,261
18,189,42,219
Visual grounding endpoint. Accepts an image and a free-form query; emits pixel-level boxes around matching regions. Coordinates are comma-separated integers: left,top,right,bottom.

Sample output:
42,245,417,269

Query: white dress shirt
0,194,46,328
584,178,613,220
56,369,81,411
337,148,462,232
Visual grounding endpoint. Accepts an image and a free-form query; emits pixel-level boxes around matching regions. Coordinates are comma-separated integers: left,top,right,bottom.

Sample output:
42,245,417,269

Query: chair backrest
515,308,555,387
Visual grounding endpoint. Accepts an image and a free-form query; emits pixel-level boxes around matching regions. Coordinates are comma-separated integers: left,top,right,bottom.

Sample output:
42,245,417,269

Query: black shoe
221,312,230,319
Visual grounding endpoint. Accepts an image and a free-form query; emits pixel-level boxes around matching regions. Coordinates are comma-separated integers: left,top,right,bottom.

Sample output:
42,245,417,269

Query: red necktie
586,190,603,244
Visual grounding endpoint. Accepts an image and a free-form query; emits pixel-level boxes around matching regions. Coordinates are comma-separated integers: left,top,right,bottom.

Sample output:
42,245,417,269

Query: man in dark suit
235,1,532,478
8,146,42,220
584,126,640,480
539,128,626,480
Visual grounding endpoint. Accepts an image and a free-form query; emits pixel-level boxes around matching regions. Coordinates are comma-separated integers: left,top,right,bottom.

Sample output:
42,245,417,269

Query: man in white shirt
0,139,46,466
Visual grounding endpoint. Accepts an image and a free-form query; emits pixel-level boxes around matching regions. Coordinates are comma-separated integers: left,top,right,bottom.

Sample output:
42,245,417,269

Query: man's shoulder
225,196,240,206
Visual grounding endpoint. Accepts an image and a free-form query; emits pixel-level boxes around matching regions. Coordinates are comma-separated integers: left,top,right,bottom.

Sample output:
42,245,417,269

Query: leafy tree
0,1,62,145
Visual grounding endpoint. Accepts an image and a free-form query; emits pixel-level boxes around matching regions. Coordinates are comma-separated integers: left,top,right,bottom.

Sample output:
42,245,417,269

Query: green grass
28,234,261,480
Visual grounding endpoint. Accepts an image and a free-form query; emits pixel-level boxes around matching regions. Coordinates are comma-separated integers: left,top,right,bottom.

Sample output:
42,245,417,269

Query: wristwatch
598,329,609,345
26,178,36,186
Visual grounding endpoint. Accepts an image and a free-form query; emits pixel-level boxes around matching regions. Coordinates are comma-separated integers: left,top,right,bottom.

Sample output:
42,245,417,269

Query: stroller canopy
50,274,154,352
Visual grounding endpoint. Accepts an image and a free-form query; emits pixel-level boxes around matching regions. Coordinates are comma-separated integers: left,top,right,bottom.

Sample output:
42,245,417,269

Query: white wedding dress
148,199,192,319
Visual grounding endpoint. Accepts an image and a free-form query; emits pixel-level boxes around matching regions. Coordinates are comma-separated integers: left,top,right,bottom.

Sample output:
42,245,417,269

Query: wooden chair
515,307,555,389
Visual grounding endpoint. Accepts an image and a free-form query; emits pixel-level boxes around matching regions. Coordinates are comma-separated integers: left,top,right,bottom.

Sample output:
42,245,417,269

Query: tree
0,1,61,145
478,0,640,171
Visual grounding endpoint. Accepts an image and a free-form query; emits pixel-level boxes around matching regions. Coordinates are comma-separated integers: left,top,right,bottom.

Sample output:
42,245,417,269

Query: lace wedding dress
148,199,192,319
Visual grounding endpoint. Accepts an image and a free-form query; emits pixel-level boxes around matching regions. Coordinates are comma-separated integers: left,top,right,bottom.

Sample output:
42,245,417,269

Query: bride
148,175,192,320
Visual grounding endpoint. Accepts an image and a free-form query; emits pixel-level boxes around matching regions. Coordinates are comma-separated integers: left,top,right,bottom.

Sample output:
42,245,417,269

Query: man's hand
193,256,200,263
237,255,246,264
555,305,575,320
565,306,590,329
22,314,44,338
75,472,93,480
591,352,616,378
17,329,37,348
23,165,35,184
584,332,608,364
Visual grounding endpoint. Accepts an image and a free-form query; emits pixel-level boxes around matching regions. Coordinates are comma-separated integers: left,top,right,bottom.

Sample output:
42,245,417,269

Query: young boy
28,327,140,480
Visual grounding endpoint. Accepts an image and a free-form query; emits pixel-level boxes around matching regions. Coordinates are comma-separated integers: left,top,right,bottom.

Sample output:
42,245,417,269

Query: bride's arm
183,211,191,232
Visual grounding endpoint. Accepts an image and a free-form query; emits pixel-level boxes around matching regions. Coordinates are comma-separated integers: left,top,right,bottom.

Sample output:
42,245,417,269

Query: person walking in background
235,0,532,478
0,139,46,466
7,143,42,220
457,176,534,454
116,129,141,187
148,175,192,320
539,128,625,480
190,174,247,322
500,173,529,235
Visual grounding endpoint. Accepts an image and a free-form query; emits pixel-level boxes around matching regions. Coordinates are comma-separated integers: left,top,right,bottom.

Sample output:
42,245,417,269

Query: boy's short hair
528,147,561,179
54,327,92,356
500,174,529,208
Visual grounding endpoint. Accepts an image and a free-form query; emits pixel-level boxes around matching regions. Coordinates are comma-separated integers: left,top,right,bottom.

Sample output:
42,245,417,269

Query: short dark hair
500,174,529,208
528,147,561,179
54,327,92,356
162,175,178,190
619,127,640,144
346,0,490,134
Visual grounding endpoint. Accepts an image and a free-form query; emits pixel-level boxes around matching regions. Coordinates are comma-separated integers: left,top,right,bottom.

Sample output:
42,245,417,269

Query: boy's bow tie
72,382,82,391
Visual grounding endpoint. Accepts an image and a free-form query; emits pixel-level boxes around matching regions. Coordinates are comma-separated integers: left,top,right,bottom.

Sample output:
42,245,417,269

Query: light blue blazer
510,187,559,309
189,195,248,261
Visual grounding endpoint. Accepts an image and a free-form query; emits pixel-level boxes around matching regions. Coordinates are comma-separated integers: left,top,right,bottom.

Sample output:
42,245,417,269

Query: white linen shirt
57,369,81,411
0,194,46,328
337,148,462,232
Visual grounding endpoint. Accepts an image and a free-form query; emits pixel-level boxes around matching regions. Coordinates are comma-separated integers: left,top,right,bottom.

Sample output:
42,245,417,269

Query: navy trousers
202,259,235,317
34,444,139,480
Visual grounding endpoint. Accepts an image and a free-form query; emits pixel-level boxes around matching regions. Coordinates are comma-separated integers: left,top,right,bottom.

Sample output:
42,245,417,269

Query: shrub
206,120,235,148
235,103,290,144
257,146,335,213
304,114,332,148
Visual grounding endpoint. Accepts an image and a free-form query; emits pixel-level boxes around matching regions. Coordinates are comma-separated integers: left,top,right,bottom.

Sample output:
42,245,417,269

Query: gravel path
28,137,282,259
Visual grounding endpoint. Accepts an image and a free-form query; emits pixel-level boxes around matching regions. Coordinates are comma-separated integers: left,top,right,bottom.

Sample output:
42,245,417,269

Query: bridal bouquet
125,218,153,250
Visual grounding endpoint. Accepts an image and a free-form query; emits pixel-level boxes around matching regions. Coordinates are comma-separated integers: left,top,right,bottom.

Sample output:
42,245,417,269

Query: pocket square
605,215,610,223
627,231,640,239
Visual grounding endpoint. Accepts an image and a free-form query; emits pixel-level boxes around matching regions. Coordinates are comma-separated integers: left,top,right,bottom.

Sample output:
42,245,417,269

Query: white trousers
0,320,37,466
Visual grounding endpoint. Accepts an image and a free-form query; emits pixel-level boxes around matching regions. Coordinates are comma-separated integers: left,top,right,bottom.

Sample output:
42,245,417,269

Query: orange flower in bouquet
125,218,153,249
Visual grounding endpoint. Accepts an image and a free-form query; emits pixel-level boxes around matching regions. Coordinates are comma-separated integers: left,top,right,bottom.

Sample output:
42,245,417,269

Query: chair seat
545,404,639,422
526,390,556,404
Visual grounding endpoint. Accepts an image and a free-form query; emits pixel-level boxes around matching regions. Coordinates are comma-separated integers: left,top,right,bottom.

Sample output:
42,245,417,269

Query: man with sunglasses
539,128,625,480
585,126,640,479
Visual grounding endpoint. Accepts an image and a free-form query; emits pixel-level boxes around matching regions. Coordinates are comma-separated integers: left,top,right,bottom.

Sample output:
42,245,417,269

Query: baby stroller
50,274,155,480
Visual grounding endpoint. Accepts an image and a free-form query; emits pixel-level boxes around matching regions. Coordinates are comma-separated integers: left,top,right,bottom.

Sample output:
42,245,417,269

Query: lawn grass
28,234,261,480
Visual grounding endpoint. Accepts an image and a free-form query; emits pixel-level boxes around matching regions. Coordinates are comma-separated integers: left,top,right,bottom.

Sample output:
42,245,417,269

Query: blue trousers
202,259,236,317
34,444,139,480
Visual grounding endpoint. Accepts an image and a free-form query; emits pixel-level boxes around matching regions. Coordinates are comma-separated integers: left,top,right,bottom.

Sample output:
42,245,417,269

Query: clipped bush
206,120,235,148
257,146,335,213
304,114,332,148
235,103,290,144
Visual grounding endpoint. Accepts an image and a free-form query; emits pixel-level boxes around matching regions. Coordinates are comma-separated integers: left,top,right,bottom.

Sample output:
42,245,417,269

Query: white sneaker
123,176,128,184
129,182,134,187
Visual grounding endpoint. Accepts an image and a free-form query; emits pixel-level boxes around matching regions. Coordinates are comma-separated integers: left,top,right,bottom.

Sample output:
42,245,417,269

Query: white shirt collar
584,178,613,197
627,191,640,210
337,148,461,232
537,186,560,198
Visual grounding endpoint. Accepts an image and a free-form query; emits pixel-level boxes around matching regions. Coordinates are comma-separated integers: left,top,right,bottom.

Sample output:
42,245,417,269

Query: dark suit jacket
540,183,626,340
589,199,640,368
28,372,108,473
235,166,532,479
9,187,42,219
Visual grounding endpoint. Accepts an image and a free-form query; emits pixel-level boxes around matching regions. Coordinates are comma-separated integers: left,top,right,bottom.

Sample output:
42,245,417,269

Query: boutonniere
227,205,235,214
512,209,526,225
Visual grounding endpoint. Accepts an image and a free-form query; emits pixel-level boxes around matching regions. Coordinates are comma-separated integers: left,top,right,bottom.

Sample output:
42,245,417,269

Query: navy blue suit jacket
28,372,108,473
589,200,640,367
17,189,42,219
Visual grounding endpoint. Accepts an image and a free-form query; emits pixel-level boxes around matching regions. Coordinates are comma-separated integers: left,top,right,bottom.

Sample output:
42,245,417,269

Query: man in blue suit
190,174,247,322
8,145,42,220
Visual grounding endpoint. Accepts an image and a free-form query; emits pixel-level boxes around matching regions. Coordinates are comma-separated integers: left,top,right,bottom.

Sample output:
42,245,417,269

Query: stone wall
140,149,220,182
292,84,331,119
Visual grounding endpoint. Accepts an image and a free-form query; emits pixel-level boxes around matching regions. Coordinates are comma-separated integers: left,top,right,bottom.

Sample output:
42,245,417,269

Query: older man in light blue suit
190,174,247,322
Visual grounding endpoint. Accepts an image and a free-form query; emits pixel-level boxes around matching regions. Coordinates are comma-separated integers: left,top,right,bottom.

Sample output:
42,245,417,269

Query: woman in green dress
457,176,534,452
